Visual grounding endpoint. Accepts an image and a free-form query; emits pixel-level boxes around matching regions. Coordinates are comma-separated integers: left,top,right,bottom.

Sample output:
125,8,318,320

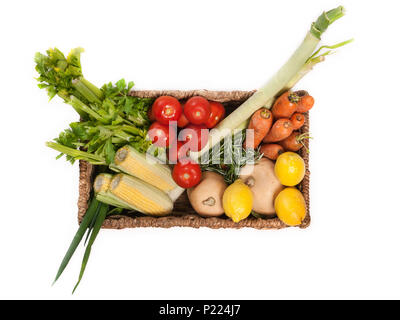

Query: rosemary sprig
200,130,263,184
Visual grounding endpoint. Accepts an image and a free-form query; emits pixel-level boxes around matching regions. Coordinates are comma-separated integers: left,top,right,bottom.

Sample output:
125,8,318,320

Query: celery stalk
46,141,106,165
79,78,104,101
72,78,102,105
69,96,103,121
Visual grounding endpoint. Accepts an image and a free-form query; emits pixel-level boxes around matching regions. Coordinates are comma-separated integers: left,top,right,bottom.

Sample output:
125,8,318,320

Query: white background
1,0,399,300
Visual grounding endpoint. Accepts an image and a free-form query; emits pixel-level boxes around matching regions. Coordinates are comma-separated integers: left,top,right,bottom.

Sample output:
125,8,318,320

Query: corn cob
110,173,173,216
94,173,113,193
113,146,177,193
95,193,129,209
93,173,131,209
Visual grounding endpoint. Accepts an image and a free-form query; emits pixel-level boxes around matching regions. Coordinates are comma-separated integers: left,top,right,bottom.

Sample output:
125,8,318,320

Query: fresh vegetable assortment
36,6,352,292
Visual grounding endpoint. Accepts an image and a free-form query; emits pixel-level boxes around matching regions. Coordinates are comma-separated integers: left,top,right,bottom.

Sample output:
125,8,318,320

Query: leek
191,6,347,160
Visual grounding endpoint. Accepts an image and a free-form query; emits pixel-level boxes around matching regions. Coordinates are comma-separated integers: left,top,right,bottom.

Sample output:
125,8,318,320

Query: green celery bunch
35,48,153,164
48,121,150,165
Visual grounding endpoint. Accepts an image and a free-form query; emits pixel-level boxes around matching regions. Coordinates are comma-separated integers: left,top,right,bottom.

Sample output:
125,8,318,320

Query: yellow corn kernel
110,174,173,216
114,146,177,192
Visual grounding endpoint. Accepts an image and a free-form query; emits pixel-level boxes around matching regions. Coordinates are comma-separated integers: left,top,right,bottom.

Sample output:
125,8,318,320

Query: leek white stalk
233,54,327,132
190,6,345,161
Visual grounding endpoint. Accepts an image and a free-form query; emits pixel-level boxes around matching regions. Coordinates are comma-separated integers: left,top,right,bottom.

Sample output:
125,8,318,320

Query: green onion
84,204,102,245
53,198,100,284
52,196,111,293
72,203,109,293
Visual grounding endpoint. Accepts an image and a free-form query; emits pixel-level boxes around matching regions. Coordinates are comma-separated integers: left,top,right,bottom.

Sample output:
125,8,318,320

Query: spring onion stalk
72,203,108,293
190,6,345,161
53,198,100,284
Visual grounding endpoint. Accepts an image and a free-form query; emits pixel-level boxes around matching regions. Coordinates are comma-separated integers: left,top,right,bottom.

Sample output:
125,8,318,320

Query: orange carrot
279,131,311,152
260,144,284,160
290,112,305,130
271,91,299,119
296,91,314,113
243,108,273,149
263,118,293,143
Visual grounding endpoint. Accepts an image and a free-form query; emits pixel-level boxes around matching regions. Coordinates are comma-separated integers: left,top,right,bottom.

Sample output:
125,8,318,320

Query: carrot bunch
244,90,314,160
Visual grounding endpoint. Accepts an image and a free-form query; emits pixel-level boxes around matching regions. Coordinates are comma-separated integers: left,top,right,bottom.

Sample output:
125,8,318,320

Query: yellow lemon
274,187,306,226
223,180,253,223
274,152,305,186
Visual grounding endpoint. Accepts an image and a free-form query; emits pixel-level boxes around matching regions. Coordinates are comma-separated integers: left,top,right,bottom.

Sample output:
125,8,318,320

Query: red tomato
204,101,225,128
168,141,190,164
172,160,202,188
148,122,175,148
180,124,209,151
184,96,211,125
177,112,189,128
152,96,182,125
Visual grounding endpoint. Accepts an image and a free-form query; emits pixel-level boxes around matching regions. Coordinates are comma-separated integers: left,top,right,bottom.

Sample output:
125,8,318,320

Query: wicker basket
78,90,311,230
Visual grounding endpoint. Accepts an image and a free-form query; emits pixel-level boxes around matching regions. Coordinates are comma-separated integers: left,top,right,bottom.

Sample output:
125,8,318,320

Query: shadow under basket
78,90,311,230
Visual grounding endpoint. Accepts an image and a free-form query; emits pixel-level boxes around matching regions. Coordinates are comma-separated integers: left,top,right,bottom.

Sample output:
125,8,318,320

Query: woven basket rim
77,90,310,230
